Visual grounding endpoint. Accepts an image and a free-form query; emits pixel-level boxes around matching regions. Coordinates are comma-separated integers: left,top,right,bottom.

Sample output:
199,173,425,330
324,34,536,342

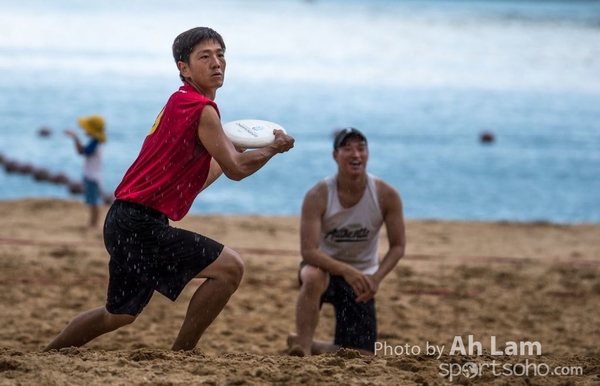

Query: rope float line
0,152,114,205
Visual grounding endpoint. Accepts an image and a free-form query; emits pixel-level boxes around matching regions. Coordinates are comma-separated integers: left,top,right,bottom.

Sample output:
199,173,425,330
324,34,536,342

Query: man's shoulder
303,178,330,204
171,84,217,104
308,178,328,193
166,86,220,118
370,174,396,190
373,177,402,208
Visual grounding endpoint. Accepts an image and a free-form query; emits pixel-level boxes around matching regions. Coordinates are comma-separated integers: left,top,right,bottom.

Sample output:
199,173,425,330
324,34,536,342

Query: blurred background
0,0,599,223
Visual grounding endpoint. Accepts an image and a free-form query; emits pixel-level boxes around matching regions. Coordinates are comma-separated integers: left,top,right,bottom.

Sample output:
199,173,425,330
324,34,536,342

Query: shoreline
0,196,598,226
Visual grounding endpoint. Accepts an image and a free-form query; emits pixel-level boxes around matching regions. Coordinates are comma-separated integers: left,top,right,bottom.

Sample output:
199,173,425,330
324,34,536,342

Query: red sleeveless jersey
115,82,219,220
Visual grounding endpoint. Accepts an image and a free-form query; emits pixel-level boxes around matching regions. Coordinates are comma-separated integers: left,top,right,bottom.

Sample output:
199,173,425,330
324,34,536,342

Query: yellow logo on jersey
148,107,165,135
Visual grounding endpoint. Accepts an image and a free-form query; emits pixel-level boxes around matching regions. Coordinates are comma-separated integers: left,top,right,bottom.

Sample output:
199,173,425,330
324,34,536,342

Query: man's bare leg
292,266,330,356
171,247,244,351
43,306,135,351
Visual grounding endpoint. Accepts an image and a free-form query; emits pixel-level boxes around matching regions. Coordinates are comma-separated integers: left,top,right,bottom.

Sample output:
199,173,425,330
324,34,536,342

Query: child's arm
64,130,84,155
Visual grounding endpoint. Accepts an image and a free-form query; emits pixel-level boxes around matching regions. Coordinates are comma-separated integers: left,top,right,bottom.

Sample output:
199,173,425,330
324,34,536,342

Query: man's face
334,137,369,175
179,40,226,91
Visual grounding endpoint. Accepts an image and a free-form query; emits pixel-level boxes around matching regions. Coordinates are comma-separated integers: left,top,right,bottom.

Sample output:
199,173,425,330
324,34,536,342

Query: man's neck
185,81,216,100
337,173,367,195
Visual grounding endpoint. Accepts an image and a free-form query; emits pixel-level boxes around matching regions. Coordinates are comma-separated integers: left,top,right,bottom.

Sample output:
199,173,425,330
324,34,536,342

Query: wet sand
0,199,598,385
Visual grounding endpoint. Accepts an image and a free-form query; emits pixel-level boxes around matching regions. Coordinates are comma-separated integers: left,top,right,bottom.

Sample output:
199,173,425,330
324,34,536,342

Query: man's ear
177,61,189,78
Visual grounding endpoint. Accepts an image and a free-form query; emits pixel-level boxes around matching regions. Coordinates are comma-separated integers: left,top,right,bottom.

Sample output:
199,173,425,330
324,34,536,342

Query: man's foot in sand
287,332,337,356
287,332,308,356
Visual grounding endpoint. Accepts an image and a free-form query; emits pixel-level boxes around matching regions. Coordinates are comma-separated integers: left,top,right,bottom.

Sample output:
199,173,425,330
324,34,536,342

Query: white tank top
319,173,383,274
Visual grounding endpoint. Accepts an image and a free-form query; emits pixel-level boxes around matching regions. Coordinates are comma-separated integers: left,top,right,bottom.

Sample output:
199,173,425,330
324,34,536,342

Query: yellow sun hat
77,114,106,143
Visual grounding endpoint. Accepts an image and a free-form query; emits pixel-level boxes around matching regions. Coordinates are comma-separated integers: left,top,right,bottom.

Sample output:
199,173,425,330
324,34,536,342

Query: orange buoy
68,181,84,195
102,192,115,205
15,163,35,174
480,131,495,144
49,172,70,185
32,168,52,181
4,160,19,173
38,127,52,137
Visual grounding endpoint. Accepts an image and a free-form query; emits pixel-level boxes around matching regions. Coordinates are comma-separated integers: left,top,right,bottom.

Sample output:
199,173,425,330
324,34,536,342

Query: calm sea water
0,0,599,223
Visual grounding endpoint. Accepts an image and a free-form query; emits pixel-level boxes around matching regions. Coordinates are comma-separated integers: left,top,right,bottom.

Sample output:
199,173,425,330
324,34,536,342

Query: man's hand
355,275,381,303
342,267,378,303
271,129,294,153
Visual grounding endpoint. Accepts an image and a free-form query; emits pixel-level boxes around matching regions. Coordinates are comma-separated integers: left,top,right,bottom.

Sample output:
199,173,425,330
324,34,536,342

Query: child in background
64,114,106,228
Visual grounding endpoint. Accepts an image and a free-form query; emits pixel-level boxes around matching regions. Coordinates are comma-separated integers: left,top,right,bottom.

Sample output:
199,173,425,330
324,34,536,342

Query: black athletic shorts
103,200,224,316
299,263,377,353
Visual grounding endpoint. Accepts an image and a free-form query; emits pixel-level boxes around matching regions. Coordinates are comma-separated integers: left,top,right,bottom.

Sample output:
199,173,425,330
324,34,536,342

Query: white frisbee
222,119,287,149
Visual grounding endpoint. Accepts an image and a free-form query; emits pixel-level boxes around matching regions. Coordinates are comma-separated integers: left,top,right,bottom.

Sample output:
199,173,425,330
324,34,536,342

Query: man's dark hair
172,27,226,82
333,127,368,150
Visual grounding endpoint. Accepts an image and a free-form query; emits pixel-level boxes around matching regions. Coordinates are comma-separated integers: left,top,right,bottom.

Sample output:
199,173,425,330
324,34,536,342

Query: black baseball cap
333,127,367,150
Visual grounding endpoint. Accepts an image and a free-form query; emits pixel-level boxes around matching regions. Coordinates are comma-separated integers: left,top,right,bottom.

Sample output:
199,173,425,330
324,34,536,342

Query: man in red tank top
44,27,295,352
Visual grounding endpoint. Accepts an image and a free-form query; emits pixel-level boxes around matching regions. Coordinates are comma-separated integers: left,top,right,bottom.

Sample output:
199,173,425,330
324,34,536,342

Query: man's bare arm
372,180,406,283
197,105,294,181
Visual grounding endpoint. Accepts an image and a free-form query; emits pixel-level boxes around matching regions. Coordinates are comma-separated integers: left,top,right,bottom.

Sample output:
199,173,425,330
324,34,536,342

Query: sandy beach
0,198,598,385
